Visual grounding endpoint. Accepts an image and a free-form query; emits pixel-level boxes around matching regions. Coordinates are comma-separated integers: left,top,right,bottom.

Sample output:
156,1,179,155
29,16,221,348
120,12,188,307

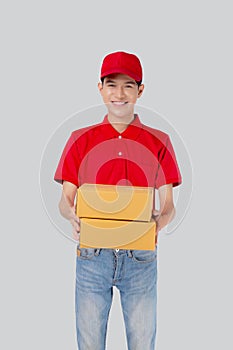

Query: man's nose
114,86,125,99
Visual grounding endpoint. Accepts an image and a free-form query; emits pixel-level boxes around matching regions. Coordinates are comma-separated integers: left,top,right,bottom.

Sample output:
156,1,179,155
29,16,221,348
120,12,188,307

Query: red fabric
54,115,182,189
100,51,143,82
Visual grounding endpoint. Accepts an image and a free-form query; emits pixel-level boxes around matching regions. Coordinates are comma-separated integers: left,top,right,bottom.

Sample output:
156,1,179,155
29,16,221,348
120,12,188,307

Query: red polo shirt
54,115,182,189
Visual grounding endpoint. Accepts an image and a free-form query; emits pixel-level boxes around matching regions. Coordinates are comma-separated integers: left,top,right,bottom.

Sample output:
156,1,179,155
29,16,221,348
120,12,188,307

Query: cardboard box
76,183,154,222
79,218,157,250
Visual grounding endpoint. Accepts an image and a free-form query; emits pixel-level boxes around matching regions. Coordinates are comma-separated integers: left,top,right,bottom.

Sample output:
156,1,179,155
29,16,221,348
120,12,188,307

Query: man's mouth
111,101,128,105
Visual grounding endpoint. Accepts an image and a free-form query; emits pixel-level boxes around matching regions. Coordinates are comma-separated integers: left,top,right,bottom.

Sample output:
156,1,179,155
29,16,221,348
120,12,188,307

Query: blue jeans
75,247,158,350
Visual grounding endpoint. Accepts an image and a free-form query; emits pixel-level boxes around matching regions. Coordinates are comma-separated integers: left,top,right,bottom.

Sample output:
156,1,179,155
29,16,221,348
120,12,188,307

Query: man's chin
107,106,134,120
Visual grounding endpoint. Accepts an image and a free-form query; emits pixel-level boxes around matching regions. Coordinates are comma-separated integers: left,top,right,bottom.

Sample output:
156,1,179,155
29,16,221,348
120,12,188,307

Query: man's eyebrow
105,79,116,83
124,81,137,85
105,79,136,85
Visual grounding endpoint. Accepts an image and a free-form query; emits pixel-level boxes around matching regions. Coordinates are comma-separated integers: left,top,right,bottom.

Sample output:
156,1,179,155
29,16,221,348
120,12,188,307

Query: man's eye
107,84,115,87
125,85,133,88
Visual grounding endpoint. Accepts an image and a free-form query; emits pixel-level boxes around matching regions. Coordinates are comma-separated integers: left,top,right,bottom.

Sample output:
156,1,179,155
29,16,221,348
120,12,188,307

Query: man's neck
107,114,135,133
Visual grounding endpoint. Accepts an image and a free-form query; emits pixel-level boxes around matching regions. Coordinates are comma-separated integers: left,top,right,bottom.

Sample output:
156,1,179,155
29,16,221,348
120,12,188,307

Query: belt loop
94,248,101,256
127,250,133,258
77,245,81,257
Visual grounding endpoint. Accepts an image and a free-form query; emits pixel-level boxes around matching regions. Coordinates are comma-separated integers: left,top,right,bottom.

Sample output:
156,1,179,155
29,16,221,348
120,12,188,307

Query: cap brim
101,68,141,82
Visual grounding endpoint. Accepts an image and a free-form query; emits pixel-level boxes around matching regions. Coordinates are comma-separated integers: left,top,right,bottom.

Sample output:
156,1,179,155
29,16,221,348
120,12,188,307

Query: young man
54,51,182,350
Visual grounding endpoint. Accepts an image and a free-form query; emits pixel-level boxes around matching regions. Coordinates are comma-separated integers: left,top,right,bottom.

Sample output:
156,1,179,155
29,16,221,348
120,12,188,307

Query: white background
1,1,232,349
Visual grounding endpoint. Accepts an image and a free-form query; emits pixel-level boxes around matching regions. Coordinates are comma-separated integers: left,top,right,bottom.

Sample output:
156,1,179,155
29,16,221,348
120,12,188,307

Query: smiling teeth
112,101,127,105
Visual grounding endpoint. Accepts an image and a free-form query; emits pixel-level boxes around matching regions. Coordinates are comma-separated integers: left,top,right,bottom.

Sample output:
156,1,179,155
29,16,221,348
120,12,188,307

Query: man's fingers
70,218,80,231
73,221,80,232
72,227,80,241
152,209,160,218
72,216,80,224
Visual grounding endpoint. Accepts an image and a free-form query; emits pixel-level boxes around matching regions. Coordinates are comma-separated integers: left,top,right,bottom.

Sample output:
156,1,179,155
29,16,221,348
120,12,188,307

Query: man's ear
98,82,103,92
137,84,144,98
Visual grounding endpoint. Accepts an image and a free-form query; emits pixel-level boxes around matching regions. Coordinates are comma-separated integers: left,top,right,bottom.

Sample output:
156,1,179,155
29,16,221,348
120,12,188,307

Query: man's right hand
59,181,80,241
70,211,80,241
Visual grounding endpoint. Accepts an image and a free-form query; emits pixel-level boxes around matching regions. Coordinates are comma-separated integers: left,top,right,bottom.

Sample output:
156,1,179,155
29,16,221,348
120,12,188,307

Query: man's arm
152,184,176,233
59,181,80,240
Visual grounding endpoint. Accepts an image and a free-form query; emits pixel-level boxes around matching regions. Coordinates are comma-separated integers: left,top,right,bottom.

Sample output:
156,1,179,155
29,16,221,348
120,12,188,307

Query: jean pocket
78,248,96,260
132,248,157,263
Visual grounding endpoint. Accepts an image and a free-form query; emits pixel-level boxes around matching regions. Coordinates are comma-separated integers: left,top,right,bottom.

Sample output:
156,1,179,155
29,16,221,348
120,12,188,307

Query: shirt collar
101,114,142,140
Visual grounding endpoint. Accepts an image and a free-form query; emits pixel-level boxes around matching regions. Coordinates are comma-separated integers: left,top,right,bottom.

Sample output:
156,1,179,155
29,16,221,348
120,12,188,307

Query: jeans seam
132,257,157,263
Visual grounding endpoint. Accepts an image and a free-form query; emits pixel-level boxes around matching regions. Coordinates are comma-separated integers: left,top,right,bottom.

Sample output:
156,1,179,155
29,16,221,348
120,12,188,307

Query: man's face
98,73,144,120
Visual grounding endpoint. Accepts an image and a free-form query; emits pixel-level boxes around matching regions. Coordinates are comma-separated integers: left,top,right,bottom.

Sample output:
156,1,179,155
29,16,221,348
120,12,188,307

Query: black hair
101,77,142,88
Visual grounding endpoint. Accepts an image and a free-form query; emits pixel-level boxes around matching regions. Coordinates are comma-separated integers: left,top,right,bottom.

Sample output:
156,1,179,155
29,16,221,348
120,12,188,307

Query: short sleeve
54,132,81,186
155,135,182,189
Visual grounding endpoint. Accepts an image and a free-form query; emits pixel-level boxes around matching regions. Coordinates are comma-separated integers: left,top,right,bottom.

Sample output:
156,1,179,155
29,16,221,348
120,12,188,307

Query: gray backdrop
1,0,232,349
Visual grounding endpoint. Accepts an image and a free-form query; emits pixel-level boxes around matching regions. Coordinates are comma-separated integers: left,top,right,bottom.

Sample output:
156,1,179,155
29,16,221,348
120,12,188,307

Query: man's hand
59,181,80,241
152,209,175,234
152,184,176,236
69,206,80,241
152,209,161,234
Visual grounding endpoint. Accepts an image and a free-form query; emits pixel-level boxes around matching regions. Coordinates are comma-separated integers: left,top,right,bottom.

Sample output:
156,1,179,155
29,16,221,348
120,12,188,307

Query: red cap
100,51,143,82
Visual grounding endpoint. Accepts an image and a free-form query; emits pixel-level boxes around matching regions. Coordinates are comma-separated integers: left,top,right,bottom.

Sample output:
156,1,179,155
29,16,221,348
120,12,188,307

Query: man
54,51,182,350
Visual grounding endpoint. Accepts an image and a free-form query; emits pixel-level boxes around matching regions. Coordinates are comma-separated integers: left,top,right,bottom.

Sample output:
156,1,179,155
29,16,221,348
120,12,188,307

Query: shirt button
118,151,122,156
118,135,122,139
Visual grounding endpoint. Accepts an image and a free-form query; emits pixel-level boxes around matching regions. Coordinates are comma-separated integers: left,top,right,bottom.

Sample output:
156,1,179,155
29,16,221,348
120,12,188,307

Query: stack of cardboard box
76,184,156,250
